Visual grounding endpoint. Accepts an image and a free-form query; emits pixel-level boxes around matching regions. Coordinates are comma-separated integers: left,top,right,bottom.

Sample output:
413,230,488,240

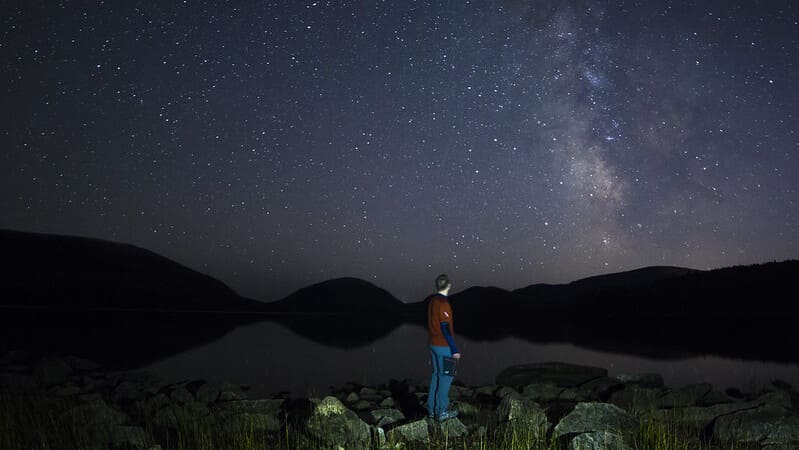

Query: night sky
2,1,797,303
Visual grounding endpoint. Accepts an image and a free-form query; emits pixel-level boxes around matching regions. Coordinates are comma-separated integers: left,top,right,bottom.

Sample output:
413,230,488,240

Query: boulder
379,397,396,407
369,408,405,427
577,377,625,402
437,417,468,438
34,357,73,386
497,362,607,389
569,430,631,450
387,419,430,445
712,404,799,446
656,383,712,409
609,386,661,413
497,395,547,423
359,386,383,402
195,382,220,403
522,383,563,402
112,380,147,404
353,399,373,411
554,402,635,439
169,387,195,405
652,401,760,430
306,396,372,449
345,392,360,403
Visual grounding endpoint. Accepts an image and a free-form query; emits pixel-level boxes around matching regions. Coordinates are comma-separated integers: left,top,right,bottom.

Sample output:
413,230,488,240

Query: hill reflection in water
3,309,799,397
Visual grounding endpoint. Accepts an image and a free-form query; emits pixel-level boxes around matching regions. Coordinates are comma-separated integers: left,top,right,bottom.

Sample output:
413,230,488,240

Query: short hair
435,274,451,291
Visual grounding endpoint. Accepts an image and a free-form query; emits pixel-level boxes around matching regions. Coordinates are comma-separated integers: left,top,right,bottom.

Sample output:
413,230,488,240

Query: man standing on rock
426,273,461,421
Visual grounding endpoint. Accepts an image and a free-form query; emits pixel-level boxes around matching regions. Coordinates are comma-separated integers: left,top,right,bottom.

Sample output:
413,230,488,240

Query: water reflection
143,319,799,398
3,309,798,398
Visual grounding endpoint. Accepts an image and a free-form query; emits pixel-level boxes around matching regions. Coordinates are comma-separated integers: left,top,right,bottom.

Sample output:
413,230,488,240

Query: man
426,273,461,421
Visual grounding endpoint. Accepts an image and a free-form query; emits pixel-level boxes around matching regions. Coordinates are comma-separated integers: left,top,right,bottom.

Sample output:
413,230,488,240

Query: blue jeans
428,345,453,417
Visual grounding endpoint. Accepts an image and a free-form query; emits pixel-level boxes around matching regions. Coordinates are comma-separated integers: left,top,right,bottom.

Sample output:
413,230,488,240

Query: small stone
379,397,396,407
345,392,360,403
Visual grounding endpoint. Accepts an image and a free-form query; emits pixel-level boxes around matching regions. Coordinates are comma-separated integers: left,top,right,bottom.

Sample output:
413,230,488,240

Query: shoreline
3,353,798,449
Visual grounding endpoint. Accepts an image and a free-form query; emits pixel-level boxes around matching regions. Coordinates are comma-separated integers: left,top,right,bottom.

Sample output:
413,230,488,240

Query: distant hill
266,277,405,314
0,229,266,312
512,266,698,311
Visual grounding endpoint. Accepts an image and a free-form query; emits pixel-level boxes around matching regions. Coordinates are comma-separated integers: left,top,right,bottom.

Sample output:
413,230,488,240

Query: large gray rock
569,430,631,450
497,362,607,388
496,395,549,440
656,383,712,409
387,419,430,445
34,357,73,386
609,386,661,413
554,402,636,439
652,401,760,430
306,396,372,449
522,383,564,402
712,404,799,446
437,418,468,438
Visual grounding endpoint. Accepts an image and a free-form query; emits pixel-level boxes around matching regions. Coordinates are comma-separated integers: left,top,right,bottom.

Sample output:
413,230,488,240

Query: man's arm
439,322,459,354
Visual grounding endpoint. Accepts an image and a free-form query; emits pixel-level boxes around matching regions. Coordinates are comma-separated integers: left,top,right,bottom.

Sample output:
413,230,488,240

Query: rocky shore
2,352,798,449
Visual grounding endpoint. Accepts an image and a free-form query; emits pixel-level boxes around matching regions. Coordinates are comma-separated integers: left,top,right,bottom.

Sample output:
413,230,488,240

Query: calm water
142,320,799,398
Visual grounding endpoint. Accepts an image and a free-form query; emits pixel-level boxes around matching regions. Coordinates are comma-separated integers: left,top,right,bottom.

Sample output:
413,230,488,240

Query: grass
0,388,760,450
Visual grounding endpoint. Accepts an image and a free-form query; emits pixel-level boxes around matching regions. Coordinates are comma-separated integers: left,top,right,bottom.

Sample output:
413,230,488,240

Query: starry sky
2,1,797,303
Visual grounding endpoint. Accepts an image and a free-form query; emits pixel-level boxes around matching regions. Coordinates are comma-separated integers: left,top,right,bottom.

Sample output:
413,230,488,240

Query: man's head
435,274,451,294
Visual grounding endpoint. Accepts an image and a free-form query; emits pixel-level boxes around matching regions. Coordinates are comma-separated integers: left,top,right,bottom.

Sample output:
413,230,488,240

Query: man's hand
452,353,461,359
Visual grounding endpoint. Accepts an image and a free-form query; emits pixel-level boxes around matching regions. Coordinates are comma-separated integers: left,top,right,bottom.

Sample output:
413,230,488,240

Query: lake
140,318,799,398
2,309,798,397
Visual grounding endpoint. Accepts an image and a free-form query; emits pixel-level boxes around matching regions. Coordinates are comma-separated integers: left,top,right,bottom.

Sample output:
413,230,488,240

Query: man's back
427,293,454,346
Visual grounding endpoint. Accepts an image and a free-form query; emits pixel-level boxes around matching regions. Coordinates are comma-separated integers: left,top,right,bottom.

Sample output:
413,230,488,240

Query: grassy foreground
0,389,756,450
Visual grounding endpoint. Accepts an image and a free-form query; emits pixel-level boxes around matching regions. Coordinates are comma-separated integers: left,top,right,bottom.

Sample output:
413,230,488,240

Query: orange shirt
427,294,454,346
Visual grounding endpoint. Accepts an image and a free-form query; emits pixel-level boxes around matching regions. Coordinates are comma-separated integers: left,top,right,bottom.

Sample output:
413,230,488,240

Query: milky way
2,1,797,302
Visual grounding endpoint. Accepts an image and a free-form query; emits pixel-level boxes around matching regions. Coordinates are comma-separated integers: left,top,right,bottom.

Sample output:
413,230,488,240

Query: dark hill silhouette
266,277,405,314
0,229,265,311
511,266,698,312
